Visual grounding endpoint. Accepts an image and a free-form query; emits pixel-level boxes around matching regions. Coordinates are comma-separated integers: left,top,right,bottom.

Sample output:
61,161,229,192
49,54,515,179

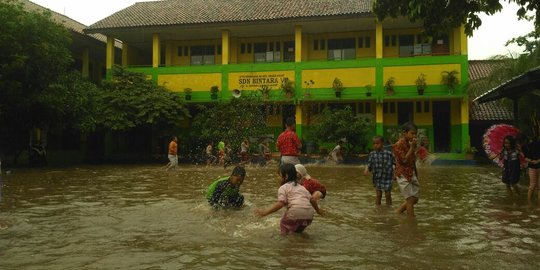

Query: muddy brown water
0,164,539,269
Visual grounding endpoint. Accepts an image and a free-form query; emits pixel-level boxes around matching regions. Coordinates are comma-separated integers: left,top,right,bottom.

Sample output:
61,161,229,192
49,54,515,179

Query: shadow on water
0,164,539,269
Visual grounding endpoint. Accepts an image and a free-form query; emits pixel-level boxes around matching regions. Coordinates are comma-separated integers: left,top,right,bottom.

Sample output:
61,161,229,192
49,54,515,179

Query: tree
188,95,268,161
372,0,538,37
311,106,373,154
96,65,190,131
0,0,73,164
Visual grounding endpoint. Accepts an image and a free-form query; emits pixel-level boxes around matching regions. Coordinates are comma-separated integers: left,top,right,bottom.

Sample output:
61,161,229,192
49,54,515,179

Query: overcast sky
29,0,534,60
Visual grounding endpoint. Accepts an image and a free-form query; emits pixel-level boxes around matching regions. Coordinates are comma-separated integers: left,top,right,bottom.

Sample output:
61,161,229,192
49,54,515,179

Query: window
416,101,422,113
241,44,246,54
217,45,222,55
177,46,183,56
424,101,430,113
391,35,397,46
358,103,364,113
365,102,371,114
254,42,281,63
247,43,252,53
365,37,371,48
327,38,355,60
389,102,396,113
383,102,388,113
184,46,189,56
314,39,319,50
320,39,325,50
384,36,390,47
190,45,215,65
399,35,415,57
358,37,363,48
283,41,295,62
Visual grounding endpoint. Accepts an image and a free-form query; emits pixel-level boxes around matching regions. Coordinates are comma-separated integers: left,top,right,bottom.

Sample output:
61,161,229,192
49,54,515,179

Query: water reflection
0,165,539,268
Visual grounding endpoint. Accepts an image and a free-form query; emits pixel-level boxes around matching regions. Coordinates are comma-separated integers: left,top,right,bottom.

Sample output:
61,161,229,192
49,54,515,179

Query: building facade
86,0,470,155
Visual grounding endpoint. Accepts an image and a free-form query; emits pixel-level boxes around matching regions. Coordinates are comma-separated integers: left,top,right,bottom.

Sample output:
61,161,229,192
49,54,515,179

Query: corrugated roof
469,60,514,121
22,0,107,43
87,0,373,32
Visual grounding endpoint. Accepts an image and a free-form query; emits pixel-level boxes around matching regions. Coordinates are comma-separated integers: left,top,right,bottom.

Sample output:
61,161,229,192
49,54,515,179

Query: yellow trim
158,73,222,92
383,64,461,86
376,102,383,124
295,25,302,62
295,105,303,124
152,33,160,68
375,21,383,59
106,36,115,69
461,98,469,124
222,30,229,65
82,48,89,77
302,68,376,88
122,43,128,67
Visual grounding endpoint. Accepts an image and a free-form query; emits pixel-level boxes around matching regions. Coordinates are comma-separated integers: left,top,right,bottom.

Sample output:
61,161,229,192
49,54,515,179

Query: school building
85,0,470,156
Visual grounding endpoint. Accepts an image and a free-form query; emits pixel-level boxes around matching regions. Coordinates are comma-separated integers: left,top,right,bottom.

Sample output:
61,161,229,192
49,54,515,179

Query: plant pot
366,92,372,97
417,88,424,95
285,92,292,98
211,93,218,100
335,92,342,98
386,89,394,96
185,95,192,100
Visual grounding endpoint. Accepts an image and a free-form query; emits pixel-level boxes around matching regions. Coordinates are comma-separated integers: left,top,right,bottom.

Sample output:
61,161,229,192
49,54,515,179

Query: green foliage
210,85,219,94
97,66,190,131
311,106,372,153
385,77,395,94
441,70,460,90
0,0,73,155
415,73,427,90
280,79,295,95
189,95,267,154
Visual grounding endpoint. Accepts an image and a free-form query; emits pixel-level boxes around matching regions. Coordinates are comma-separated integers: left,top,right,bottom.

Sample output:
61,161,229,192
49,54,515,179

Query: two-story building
86,0,470,155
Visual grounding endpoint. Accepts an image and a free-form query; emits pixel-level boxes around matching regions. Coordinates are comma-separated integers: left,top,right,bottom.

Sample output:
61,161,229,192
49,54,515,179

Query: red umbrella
482,124,525,167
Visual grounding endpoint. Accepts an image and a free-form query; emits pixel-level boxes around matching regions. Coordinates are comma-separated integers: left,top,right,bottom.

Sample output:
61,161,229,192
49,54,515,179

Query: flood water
0,164,539,269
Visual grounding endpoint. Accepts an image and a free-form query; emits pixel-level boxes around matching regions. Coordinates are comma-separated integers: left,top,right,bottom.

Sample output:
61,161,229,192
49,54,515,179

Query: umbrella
482,124,525,167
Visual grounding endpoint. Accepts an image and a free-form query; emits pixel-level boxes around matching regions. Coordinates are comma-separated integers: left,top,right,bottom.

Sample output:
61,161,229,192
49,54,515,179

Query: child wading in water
499,135,522,194
206,166,246,208
364,135,395,206
256,163,323,235
392,122,420,217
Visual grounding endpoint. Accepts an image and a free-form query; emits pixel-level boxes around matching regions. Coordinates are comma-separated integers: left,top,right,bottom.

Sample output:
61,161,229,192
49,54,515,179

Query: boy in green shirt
206,166,246,208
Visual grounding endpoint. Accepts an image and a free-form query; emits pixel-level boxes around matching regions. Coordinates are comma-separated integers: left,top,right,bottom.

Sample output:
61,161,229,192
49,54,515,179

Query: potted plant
332,77,345,98
303,80,314,98
415,73,427,95
258,85,271,99
365,84,373,97
210,85,219,99
184,87,192,100
385,77,395,96
280,79,295,98
441,70,459,94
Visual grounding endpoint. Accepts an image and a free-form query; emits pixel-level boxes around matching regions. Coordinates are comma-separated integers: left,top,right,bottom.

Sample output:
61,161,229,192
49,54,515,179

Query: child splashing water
256,163,323,235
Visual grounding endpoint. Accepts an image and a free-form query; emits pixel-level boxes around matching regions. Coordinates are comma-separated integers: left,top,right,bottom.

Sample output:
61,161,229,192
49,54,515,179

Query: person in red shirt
277,117,302,165
295,164,326,202
392,122,419,218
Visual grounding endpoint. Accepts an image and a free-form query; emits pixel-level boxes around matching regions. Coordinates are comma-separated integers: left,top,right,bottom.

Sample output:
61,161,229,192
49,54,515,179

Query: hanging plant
210,85,219,99
415,73,427,95
332,77,345,98
184,87,193,100
365,84,373,97
385,77,395,96
441,70,459,94
280,79,295,98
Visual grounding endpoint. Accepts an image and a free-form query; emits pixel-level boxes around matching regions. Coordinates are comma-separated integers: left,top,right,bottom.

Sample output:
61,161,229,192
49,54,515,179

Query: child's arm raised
255,202,285,217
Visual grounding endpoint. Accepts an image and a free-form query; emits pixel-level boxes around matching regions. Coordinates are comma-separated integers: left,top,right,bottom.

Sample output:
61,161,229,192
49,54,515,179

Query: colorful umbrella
482,124,525,167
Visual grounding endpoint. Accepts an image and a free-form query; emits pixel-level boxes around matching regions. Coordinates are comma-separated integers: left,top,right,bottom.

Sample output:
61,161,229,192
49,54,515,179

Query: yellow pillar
295,25,302,62
295,105,303,138
375,21,383,59
461,97,470,152
152,33,160,68
106,36,115,69
122,42,129,67
222,30,230,65
460,25,468,55
82,48,89,78
376,102,384,135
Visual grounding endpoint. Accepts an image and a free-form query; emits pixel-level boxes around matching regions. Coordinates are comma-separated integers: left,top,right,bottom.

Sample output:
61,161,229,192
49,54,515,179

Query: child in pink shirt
256,163,323,234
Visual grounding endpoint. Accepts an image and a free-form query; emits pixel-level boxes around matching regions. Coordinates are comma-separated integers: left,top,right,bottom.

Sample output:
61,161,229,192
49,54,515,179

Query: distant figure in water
416,136,435,166
206,166,246,208
255,163,323,235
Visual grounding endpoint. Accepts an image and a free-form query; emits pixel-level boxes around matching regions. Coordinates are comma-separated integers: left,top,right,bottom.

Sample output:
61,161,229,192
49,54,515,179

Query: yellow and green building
86,0,470,155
